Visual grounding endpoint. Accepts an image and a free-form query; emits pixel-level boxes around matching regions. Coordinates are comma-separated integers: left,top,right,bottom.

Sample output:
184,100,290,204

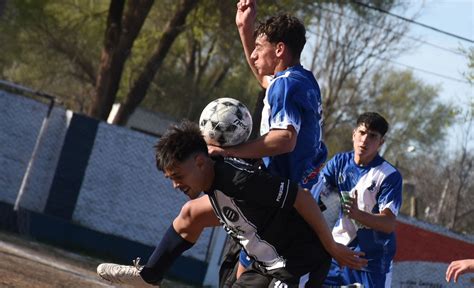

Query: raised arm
236,0,269,88
294,187,367,270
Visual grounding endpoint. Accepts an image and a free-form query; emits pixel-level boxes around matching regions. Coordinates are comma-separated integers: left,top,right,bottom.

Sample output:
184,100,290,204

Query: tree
140,0,256,122
438,47,474,233
109,0,199,125
0,0,106,111
305,2,411,147
401,46,474,234
1,0,405,123
88,0,155,120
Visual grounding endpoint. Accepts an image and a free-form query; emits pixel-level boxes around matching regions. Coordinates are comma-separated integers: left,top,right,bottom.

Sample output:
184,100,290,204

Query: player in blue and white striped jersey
312,112,403,288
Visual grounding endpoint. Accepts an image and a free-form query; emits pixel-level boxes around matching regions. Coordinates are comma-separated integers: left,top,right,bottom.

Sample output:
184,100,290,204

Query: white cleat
97,257,151,287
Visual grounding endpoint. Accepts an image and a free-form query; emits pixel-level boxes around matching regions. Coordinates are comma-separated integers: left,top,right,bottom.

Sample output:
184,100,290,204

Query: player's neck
275,59,300,73
354,154,376,167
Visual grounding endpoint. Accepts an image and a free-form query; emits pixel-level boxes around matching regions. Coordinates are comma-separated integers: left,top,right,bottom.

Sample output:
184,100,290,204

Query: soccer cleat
97,257,151,287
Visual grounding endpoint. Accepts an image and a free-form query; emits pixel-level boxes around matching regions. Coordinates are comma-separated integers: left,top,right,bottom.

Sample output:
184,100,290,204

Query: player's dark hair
254,14,306,59
155,120,208,172
356,112,389,137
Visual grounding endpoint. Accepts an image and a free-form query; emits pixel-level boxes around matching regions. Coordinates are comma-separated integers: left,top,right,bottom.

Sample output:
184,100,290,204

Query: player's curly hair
155,120,208,172
254,13,306,59
356,112,389,137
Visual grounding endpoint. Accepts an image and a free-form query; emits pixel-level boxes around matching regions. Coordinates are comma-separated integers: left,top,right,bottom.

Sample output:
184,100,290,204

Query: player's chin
187,191,201,200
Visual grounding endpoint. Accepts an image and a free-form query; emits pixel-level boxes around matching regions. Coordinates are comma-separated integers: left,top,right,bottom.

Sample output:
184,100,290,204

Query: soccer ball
199,98,253,147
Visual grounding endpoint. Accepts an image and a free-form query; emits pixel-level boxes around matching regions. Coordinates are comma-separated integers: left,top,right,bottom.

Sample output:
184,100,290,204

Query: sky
395,0,473,152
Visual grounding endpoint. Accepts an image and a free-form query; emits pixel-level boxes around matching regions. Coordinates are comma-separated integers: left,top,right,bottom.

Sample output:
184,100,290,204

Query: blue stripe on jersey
321,151,402,274
260,65,327,188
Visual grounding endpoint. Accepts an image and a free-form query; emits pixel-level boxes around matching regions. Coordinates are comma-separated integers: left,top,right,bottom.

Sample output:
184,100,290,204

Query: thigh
219,238,241,288
233,269,272,288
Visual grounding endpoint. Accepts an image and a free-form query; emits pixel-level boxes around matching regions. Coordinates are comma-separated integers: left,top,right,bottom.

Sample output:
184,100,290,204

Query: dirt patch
0,231,198,287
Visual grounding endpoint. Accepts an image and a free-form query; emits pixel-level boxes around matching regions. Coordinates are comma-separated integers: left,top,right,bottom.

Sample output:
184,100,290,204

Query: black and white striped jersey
206,157,326,272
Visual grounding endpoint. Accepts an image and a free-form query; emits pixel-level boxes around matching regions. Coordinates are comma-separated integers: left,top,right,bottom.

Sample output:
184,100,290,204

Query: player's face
250,34,278,76
164,155,205,200
352,124,384,165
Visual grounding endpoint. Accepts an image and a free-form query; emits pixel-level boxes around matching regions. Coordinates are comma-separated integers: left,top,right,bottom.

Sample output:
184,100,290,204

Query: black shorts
219,237,331,288
232,263,331,288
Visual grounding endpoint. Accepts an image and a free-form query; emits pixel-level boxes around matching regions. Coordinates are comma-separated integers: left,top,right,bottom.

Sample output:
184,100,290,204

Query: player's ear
275,42,285,57
194,153,206,169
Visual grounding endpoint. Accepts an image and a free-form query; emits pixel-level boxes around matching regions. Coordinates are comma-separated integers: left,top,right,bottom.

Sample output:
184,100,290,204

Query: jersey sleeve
267,78,302,133
310,156,338,200
377,171,403,216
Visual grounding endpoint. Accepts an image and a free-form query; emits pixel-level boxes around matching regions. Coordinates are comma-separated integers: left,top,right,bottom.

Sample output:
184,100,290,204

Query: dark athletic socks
140,225,194,284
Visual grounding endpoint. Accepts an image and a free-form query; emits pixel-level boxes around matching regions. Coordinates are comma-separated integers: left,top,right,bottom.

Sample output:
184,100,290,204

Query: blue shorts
239,249,253,268
323,258,391,288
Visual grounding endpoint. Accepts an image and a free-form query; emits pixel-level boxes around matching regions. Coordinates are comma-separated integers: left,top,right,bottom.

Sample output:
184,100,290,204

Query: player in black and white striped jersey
97,121,367,287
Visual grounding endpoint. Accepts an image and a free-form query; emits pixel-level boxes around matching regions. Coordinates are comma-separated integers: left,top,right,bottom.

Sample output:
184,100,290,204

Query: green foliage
460,46,474,84
367,69,454,162
0,0,107,111
141,0,259,121
323,69,455,162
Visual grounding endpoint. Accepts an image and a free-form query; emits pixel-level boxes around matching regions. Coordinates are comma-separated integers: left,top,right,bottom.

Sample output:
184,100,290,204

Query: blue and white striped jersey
260,65,327,189
314,151,403,273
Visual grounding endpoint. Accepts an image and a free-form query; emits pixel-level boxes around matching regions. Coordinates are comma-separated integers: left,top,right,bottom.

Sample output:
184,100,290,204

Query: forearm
238,26,262,85
294,188,336,252
351,209,396,234
236,0,266,87
225,129,296,159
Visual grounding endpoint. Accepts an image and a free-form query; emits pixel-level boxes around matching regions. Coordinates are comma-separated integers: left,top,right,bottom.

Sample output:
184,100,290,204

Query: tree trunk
112,0,199,125
88,0,154,120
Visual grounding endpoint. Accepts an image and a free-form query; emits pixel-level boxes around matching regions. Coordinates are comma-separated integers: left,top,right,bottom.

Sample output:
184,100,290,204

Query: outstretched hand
329,243,367,270
446,259,474,283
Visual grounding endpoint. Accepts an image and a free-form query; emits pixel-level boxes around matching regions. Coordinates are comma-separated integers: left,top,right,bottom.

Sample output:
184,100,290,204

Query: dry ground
0,231,198,288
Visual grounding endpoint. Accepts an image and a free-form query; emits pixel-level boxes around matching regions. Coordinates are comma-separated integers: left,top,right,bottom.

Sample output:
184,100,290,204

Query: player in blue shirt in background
312,112,403,288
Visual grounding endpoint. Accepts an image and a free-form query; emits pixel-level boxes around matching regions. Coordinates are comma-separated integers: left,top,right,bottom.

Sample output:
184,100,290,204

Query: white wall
1,90,211,262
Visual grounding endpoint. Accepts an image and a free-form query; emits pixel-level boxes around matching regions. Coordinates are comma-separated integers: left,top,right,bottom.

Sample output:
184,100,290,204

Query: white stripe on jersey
260,71,300,136
333,161,398,245
209,190,287,270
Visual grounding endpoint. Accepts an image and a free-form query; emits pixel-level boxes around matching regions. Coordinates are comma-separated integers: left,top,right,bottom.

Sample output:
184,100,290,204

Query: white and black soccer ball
199,98,252,147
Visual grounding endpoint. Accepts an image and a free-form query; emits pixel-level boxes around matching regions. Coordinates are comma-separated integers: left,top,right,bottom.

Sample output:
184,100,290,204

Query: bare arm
294,188,367,270
236,0,269,88
344,191,396,234
208,127,297,159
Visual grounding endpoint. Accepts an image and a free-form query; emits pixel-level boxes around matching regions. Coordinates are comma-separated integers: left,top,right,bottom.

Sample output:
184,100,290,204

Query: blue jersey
316,151,402,274
260,65,327,188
